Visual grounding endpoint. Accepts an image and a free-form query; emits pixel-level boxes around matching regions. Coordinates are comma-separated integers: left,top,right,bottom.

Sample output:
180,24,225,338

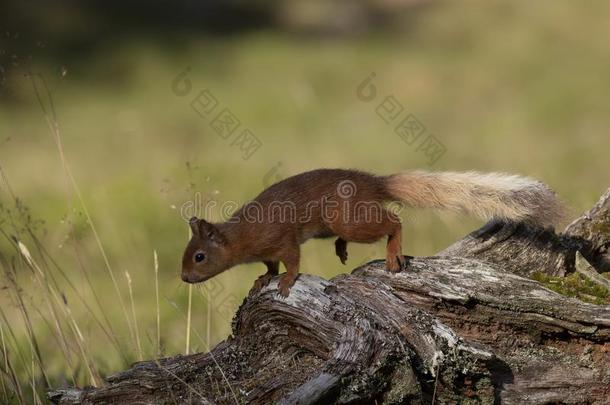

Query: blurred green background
0,0,609,401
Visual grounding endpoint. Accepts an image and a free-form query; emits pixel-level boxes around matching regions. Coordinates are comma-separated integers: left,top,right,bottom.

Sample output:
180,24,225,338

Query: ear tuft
189,216,200,237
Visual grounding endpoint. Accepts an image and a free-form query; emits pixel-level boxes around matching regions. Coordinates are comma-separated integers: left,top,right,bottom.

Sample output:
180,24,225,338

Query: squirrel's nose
181,273,191,283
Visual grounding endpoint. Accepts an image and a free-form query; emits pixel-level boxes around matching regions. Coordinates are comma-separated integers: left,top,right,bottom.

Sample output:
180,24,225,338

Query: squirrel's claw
250,274,274,295
277,273,296,298
278,285,291,298
400,255,412,271
386,255,409,273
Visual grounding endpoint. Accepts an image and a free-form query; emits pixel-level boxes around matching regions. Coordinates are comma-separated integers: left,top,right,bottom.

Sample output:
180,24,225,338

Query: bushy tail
384,171,565,227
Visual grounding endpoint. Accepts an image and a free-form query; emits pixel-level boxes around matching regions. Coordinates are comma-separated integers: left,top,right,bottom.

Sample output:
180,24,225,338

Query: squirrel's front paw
250,274,274,294
386,255,407,273
277,274,296,298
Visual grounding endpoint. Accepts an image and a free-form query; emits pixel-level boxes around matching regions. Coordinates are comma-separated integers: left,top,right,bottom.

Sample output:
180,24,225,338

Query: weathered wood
576,252,610,291
48,190,610,405
438,220,577,277
438,188,610,278
565,188,610,272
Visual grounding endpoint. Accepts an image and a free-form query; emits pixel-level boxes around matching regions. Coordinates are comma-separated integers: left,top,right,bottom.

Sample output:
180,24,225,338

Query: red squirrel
181,169,563,297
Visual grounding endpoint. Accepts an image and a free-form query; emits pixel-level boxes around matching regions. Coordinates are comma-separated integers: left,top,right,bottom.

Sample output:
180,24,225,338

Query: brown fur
181,169,563,297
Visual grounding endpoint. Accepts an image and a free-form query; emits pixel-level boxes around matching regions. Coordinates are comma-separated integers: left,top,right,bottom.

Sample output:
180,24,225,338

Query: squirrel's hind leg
335,238,348,264
386,225,406,273
278,248,300,298
327,209,406,273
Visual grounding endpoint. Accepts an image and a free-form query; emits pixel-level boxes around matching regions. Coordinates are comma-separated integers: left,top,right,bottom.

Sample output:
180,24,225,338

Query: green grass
1,1,610,402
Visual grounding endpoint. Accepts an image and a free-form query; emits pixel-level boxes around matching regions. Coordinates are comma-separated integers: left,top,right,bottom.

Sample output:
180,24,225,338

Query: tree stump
48,189,610,405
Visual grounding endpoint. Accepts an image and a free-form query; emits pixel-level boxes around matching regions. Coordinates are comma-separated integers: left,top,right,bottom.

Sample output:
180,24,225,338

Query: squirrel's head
181,217,229,284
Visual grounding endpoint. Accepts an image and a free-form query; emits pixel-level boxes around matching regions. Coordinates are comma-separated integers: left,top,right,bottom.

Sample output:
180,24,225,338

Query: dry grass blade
0,306,29,404
29,340,43,405
0,351,26,405
13,239,78,386
125,271,143,361
153,359,210,403
167,294,240,404
29,305,76,386
185,226,193,356
28,72,136,348
154,250,161,358
0,165,127,365
17,240,102,387
206,289,211,351
0,321,9,403
186,285,193,355
3,260,49,390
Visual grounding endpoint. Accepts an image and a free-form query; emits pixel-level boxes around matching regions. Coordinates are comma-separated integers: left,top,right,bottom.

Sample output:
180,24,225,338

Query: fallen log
48,189,610,405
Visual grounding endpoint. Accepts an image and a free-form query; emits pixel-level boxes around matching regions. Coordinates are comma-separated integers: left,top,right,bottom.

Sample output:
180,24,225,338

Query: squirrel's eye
194,253,205,263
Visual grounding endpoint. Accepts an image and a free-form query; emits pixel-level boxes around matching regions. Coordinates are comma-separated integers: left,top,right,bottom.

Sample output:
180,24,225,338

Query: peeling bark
576,252,610,291
48,189,610,405
565,189,610,272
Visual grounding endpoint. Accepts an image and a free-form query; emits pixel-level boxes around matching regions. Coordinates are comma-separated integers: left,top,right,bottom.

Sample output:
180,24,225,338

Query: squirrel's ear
189,217,200,237
199,219,227,246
